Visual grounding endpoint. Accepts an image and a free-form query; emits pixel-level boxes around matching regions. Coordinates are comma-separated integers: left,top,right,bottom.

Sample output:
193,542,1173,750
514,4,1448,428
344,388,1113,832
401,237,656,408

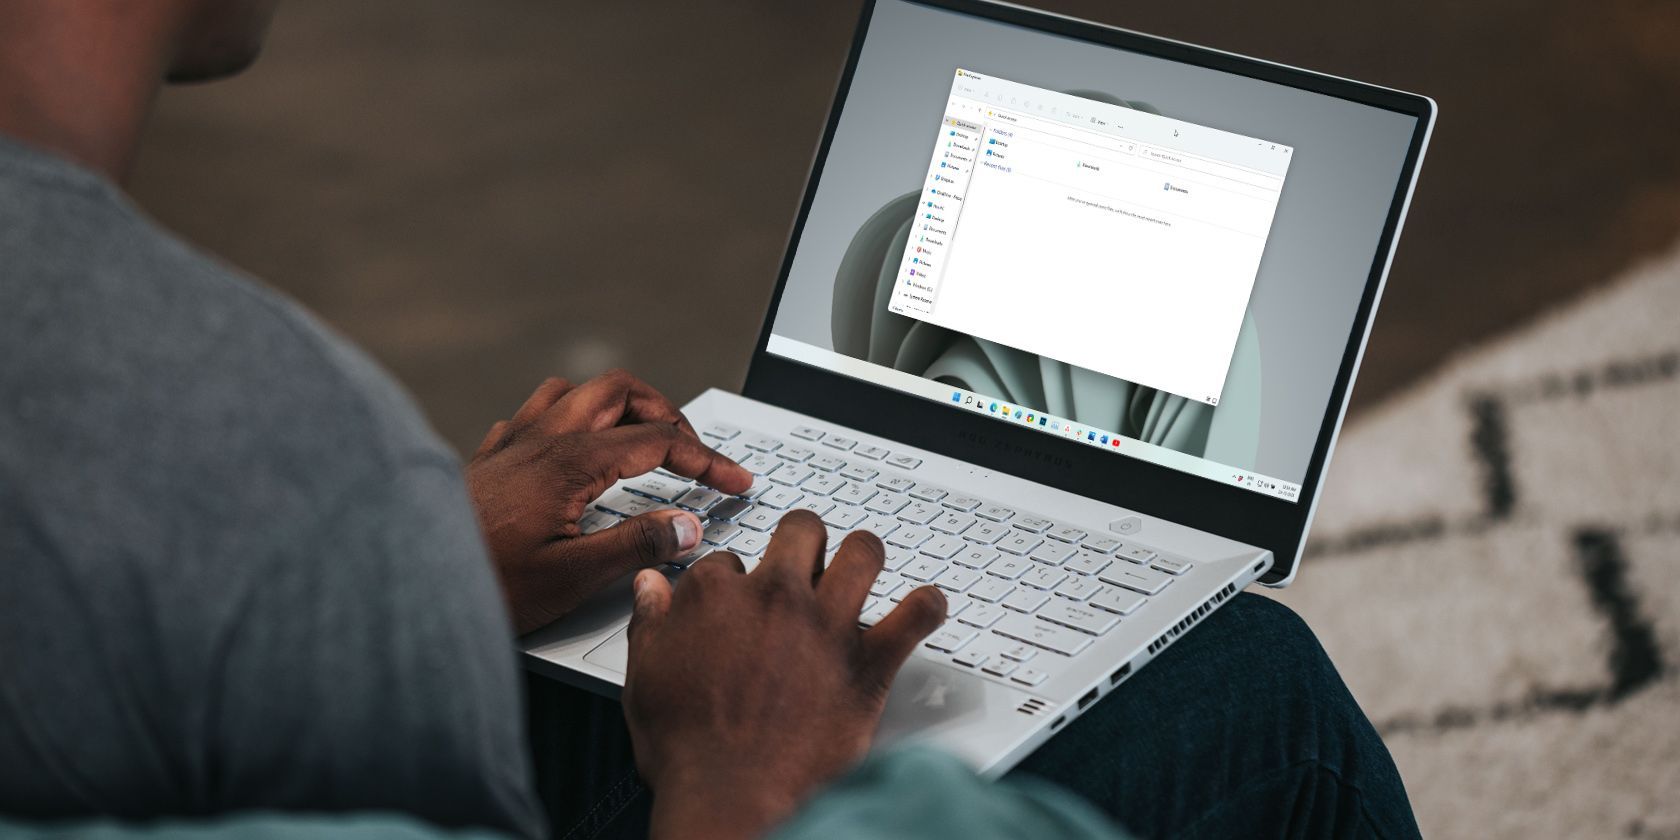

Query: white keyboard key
986,555,1031,580
1055,577,1101,602
1022,566,1068,591
792,497,835,518
832,483,878,507
981,659,1017,677
1151,557,1193,576
742,434,782,453
952,650,988,669
1064,550,1112,576
701,423,740,441
1038,601,1120,636
1118,544,1157,564
886,526,932,549
965,521,1006,545
934,566,980,593
731,531,771,556
1047,525,1088,544
1080,535,1124,554
882,547,915,572
768,463,815,486
1011,668,1048,687
738,507,780,532
595,489,659,517
675,487,724,513
878,475,917,494
1014,515,1053,533
1001,587,1050,614
953,547,997,570
967,574,1013,602
859,601,890,627
1028,540,1077,566
740,452,779,475
943,495,982,512
802,473,846,496
870,571,904,598
1000,643,1037,662
900,557,944,582
859,514,901,540
926,627,978,653
865,492,909,516
909,484,949,502
941,593,972,618
757,486,803,510
854,444,890,460
810,454,847,472
702,520,741,546
772,446,813,467
1090,585,1146,615
993,613,1093,656
626,475,688,503
977,504,1015,522
790,425,824,441
1099,564,1172,595
998,531,1044,556
958,603,1006,629
886,453,923,470
822,505,867,530
840,463,879,483
919,535,966,560
897,500,941,526
931,511,976,535
822,434,858,451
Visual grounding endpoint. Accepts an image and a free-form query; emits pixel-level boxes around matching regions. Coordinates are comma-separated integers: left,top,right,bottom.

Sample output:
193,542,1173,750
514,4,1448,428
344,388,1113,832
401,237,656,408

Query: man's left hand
467,370,752,634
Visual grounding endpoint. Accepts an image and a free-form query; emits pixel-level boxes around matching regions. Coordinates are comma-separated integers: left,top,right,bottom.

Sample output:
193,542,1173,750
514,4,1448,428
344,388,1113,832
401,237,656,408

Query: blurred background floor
128,2,1680,838
131,0,1680,454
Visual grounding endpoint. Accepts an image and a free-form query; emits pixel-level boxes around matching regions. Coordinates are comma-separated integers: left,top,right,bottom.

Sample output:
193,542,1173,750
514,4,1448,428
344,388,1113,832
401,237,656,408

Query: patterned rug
1266,246,1680,839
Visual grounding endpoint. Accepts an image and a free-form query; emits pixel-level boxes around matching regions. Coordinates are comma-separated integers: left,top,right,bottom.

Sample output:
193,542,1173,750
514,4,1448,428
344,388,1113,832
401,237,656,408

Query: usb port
1077,687,1099,710
1109,662,1132,686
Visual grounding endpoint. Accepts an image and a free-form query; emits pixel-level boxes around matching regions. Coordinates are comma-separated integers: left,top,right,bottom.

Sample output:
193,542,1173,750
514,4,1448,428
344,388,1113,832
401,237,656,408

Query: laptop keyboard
581,421,1191,691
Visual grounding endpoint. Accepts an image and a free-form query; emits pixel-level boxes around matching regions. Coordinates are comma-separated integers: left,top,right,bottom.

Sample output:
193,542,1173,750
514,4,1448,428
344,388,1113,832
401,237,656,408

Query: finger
626,568,672,665
755,510,827,586
690,549,747,575
860,585,948,691
561,508,704,579
543,369,693,436
571,423,752,498
816,531,887,626
474,420,510,459
511,377,574,429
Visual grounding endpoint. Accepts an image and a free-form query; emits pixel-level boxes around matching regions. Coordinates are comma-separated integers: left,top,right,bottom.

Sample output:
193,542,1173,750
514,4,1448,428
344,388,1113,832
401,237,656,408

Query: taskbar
765,335,1302,502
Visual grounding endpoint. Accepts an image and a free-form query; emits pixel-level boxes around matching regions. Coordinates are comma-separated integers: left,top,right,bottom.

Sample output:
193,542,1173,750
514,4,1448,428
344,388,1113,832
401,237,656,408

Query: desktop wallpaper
770,0,1417,484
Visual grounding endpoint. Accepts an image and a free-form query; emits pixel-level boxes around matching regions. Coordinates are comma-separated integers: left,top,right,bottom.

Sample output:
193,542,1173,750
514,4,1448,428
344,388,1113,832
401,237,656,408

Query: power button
1108,515,1142,535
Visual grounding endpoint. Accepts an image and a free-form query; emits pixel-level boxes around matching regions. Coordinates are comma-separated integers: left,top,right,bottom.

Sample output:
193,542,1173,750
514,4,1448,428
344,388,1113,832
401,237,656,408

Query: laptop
522,0,1434,775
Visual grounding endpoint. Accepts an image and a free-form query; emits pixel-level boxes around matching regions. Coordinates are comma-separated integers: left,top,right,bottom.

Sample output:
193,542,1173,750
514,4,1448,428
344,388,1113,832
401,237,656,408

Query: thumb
571,508,704,574
626,568,672,662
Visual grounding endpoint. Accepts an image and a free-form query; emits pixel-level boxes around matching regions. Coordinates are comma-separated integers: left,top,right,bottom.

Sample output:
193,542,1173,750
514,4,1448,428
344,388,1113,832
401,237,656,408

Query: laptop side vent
1146,583,1237,656
1015,697,1050,717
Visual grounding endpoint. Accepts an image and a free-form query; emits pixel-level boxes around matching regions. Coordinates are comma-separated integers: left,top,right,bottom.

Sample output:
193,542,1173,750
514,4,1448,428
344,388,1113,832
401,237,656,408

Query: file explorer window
888,69,1294,406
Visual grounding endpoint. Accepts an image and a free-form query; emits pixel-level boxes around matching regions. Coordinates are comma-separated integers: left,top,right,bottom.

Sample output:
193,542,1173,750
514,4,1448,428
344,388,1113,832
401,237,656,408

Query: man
0,2,1420,839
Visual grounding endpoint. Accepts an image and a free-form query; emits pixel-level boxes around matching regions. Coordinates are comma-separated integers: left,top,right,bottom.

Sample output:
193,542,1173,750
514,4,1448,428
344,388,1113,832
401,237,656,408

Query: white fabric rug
1265,246,1680,839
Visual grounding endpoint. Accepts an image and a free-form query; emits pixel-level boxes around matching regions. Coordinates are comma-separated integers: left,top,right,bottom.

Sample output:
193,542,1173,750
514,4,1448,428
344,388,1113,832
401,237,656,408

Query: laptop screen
766,0,1419,503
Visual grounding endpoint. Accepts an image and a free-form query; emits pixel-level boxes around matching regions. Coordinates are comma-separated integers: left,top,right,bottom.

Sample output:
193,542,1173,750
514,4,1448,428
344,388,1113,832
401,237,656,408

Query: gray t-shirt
0,136,542,838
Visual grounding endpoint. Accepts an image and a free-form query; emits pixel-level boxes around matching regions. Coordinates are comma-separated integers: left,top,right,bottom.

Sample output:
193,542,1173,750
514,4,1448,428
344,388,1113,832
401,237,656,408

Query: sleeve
768,749,1131,840
207,456,544,840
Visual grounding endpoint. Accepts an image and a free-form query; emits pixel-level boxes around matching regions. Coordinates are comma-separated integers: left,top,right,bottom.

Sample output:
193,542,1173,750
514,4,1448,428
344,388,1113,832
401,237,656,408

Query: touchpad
582,625,631,675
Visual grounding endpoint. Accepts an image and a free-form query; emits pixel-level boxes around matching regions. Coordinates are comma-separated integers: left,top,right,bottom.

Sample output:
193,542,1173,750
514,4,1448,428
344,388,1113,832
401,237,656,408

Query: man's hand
623,511,948,840
467,371,752,634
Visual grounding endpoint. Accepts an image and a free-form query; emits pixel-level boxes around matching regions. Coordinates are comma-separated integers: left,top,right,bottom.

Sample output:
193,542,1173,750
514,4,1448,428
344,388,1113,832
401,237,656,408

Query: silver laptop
522,0,1434,775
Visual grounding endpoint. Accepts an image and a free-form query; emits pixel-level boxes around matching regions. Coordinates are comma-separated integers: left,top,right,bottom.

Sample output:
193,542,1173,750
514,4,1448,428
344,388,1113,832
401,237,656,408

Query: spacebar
993,613,1092,656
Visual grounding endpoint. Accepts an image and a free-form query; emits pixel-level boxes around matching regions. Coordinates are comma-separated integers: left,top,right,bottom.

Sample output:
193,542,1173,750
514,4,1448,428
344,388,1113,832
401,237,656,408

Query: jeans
525,594,1421,840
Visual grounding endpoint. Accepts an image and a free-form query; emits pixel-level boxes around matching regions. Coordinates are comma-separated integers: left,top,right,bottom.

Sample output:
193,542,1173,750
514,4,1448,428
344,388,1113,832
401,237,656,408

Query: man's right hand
622,511,947,840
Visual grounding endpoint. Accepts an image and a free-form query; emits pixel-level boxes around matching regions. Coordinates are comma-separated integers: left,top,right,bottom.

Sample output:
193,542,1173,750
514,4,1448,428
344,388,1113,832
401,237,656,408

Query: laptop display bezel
741,0,1436,585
